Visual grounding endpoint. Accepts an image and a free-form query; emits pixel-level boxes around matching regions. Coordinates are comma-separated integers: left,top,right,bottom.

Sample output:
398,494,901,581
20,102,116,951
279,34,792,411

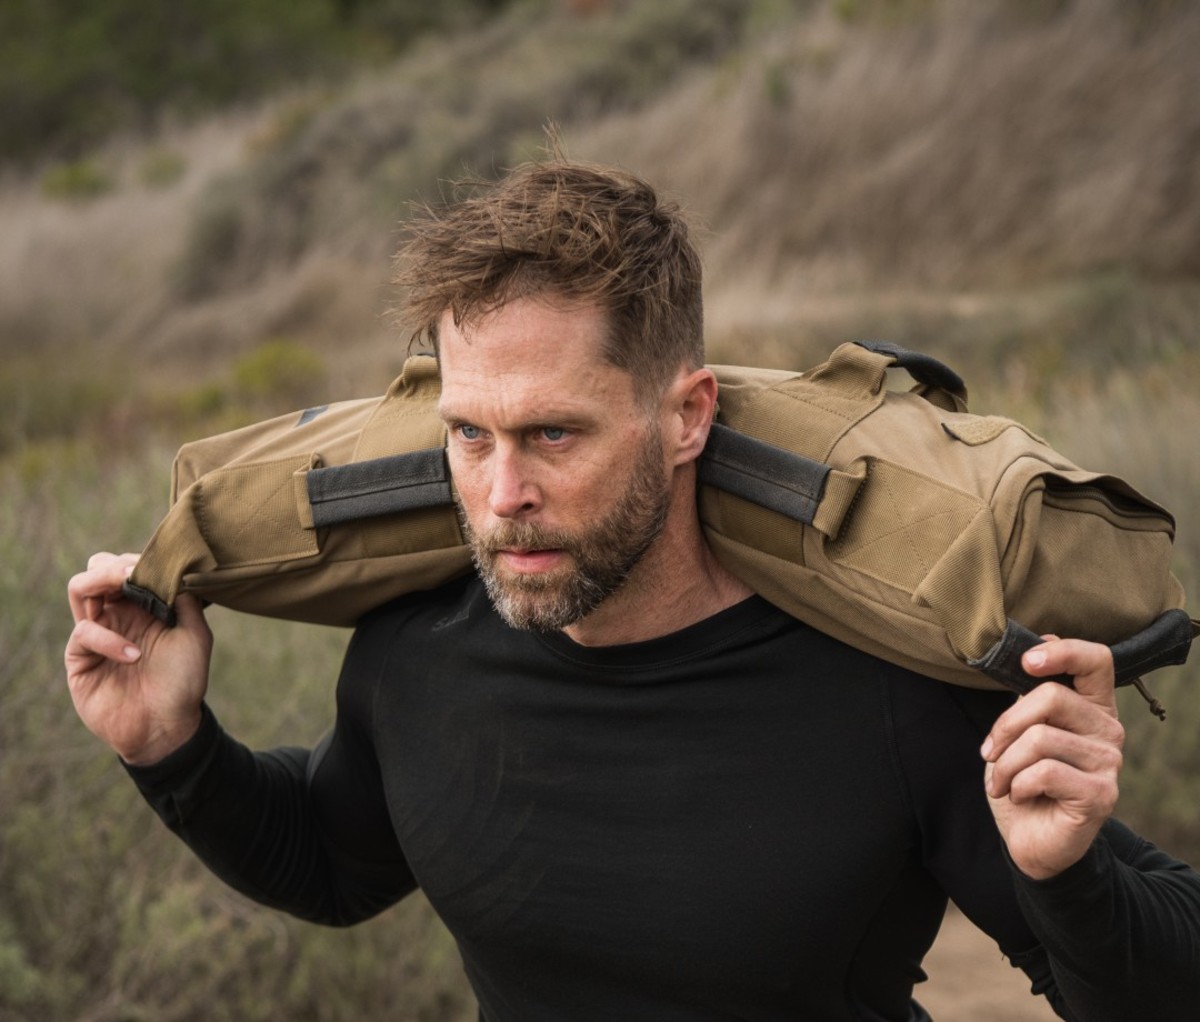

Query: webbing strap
123,580,177,625
969,609,1195,717
307,448,452,527
698,423,830,526
309,426,847,532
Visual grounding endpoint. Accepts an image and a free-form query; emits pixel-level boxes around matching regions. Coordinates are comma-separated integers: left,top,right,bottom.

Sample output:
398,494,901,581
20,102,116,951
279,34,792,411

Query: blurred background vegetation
0,0,516,165
2,0,1198,1019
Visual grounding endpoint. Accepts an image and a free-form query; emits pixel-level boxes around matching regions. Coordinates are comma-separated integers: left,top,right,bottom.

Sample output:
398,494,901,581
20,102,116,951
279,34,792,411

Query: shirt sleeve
1008,818,1200,1021
890,676,1200,1021
122,616,418,926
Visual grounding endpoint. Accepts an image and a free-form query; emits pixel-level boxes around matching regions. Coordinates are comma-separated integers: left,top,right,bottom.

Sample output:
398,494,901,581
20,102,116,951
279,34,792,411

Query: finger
986,721,1123,798
1021,637,1116,708
66,617,142,669
172,593,206,627
998,757,1119,817
983,681,1124,762
83,551,139,566
67,557,139,623
70,552,115,622
171,594,213,646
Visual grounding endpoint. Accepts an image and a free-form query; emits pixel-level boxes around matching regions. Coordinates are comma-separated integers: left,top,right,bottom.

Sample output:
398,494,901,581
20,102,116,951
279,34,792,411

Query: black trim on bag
307,448,453,527
698,423,830,526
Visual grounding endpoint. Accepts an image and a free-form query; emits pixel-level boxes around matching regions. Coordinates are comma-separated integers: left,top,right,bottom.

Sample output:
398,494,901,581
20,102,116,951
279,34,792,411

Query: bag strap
697,423,864,538
307,448,452,527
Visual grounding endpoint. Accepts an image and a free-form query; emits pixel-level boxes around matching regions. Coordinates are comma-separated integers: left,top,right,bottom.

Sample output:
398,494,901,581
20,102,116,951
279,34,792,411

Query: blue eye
541,427,567,442
458,424,482,441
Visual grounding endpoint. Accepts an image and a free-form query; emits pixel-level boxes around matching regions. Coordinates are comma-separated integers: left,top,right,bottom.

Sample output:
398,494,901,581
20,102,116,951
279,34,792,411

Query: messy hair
393,155,704,402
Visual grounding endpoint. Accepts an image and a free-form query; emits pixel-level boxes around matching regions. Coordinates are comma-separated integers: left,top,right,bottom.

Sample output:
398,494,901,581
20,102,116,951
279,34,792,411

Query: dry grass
0,112,263,349
574,0,1200,314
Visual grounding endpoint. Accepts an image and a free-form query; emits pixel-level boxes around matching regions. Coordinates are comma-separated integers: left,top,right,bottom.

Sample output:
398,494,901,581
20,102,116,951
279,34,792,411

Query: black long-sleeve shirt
127,576,1200,1020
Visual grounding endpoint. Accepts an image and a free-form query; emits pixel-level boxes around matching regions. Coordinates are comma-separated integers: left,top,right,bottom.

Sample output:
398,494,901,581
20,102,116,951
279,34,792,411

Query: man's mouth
495,548,565,573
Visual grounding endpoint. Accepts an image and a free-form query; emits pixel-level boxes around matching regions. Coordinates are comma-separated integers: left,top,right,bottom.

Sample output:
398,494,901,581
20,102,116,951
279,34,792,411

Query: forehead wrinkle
436,296,643,428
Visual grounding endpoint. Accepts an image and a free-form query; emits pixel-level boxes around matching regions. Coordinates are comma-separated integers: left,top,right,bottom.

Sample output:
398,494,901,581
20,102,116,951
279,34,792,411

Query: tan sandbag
124,342,1196,703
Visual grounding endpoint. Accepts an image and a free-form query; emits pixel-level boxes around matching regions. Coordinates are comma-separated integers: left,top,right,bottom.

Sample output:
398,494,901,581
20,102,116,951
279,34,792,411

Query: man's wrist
119,709,207,768
1005,837,1103,889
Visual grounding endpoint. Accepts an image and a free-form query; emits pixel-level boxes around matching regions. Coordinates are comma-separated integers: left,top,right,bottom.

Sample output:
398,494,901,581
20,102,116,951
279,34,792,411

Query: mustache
470,520,579,557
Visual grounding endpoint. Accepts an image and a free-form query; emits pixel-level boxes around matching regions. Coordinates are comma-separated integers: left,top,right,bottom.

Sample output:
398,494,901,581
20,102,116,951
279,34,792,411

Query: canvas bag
124,341,1196,706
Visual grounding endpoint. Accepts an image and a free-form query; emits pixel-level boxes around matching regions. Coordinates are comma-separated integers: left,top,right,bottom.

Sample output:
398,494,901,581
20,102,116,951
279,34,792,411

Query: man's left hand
981,638,1125,880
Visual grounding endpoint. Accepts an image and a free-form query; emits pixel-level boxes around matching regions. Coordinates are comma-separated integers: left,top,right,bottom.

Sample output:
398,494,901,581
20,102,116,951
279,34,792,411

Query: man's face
437,297,672,631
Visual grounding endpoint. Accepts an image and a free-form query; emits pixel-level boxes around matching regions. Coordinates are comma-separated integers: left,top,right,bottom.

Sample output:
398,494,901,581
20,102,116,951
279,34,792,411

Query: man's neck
561,488,754,648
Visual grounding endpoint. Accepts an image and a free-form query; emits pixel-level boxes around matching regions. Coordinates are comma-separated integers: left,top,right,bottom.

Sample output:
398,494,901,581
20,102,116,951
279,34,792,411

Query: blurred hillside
3,0,1198,452
0,0,519,165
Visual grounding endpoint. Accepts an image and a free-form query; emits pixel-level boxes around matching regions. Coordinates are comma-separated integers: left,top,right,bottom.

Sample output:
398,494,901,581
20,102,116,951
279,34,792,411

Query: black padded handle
969,610,1194,719
854,341,967,403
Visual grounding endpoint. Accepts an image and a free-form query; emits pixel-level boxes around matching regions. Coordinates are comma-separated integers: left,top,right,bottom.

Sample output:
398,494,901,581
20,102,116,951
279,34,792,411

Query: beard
460,428,672,632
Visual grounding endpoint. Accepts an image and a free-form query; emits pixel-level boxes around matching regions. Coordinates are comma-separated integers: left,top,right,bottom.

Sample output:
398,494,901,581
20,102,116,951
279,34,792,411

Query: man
66,157,1200,1020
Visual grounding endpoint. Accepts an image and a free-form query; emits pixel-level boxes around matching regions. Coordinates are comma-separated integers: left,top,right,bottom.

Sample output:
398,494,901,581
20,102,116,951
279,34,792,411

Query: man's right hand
66,552,213,766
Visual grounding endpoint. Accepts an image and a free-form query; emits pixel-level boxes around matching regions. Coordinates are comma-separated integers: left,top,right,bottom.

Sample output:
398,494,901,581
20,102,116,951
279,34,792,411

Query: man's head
394,156,705,405
433,296,694,636
396,156,718,641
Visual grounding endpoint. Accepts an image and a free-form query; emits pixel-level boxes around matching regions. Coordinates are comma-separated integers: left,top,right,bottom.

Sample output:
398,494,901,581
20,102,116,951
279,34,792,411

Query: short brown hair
393,157,704,401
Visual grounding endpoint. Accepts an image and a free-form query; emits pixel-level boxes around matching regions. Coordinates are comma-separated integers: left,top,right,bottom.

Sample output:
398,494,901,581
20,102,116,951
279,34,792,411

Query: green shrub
0,354,124,453
833,0,938,25
173,174,250,299
0,915,40,1009
232,338,327,406
40,158,115,201
140,147,188,189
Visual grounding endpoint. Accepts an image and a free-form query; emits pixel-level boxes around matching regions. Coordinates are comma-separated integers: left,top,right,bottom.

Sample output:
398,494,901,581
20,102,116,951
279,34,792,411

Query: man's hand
981,638,1125,880
65,552,213,765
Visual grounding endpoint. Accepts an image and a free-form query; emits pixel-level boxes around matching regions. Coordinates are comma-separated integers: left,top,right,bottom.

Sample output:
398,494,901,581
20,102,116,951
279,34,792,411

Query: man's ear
665,367,718,467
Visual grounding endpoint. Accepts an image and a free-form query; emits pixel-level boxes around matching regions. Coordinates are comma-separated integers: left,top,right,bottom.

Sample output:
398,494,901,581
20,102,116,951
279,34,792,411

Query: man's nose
488,446,540,520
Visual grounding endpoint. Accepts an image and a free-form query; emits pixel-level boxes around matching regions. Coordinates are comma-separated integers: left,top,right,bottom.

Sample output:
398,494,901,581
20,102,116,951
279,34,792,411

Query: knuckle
1018,722,1053,759
1100,744,1124,775
1051,682,1083,710
1087,772,1120,811
66,619,95,657
1101,782,1120,813
1105,718,1126,748
1009,763,1049,801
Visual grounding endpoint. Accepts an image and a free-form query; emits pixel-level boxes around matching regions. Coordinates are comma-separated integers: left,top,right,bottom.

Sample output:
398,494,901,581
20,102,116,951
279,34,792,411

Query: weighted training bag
124,341,1196,707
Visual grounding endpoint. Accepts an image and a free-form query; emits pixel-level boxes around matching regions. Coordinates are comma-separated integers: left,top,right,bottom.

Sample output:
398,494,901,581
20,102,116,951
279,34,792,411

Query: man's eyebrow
436,398,471,423
438,399,596,426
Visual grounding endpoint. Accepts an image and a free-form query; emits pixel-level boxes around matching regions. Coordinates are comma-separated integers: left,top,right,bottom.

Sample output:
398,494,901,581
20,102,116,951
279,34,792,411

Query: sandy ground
917,905,1057,1021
